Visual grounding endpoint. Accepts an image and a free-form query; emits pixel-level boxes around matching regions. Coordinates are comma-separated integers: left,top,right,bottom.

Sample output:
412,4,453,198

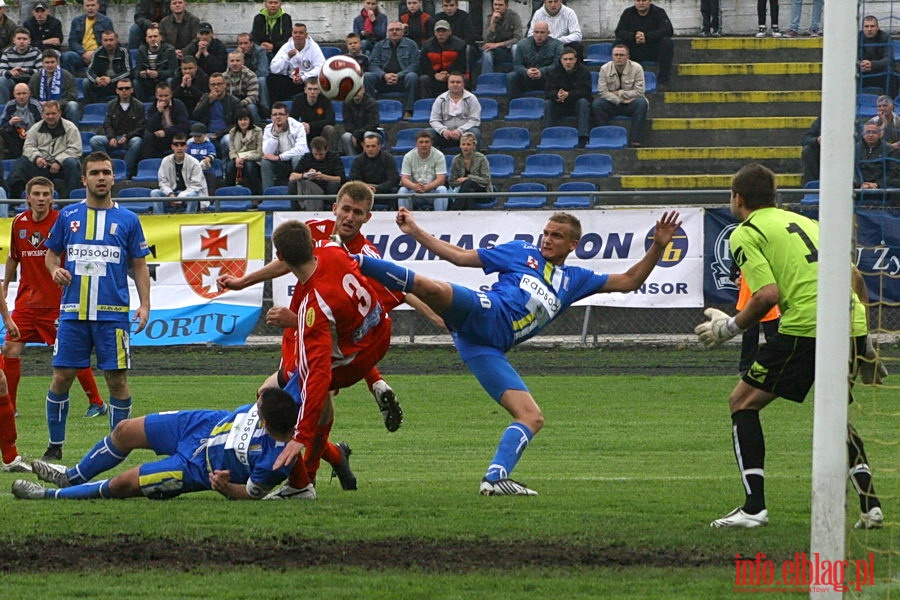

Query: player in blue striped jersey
12,387,299,501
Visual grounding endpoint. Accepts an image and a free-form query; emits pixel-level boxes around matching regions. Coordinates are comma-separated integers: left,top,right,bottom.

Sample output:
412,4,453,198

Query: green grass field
0,368,896,599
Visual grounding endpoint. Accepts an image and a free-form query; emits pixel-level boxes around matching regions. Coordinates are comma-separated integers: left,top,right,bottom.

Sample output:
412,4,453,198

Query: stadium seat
591,71,599,94
111,159,127,180
505,182,547,209
257,187,293,211
521,153,564,178
81,131,93,155
856,93,879,119
644,71,657,94
554,181,596,209
505,97,544,121
394,154,405,172
79,102,107,127
321,46,342,59
214,185,253,211
445,154,454,173
536,126,578,150
75,77,85,101
584,42,613,66
570,153,613,177
378,99,404,123
393,128,418,153
409,98,435,122
488,127,530,151
332,100,343,121
132,158,162,182
894,40,900,61
280,100,292,114
479,97,499,121
341,155,355,178
800,179,819,204
68,187,86,199
473,72,507,97
116,187,154,213
585,126,628,149
486,154,515,178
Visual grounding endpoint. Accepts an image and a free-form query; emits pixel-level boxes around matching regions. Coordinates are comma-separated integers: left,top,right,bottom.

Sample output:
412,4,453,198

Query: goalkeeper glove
694,308,744,349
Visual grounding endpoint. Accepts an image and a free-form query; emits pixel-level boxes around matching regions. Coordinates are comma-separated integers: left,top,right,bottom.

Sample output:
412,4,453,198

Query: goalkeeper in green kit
694,163,884,530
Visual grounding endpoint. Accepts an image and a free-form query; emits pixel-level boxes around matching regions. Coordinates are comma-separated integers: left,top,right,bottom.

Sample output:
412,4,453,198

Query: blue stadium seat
409,98,435,122
79,102,107,127
1,158,14,174
486,154,515,178
800,179,820,204
488,127,530,151
393,128,418,153
591,71,599,94
132,158,162,182
857,93,879,119
473,72,507,97
505,182,547,209
445,153,454,173
341,155,355,177
554,181,596,209
111,159,127,180
68,187,86,199
536,126,578,150
321,46,342,59
257,187,293,211
584,42,613,66
585,126,628,149
76,77,85,101
505,97,544,121
521,153,564,178
332,100,343,121
570,153,613,178
378,99,403,123
644,71,657,94
214,185,253,211
116,187,154,213
81,131,93,155
394,154,405,172
479,97,499,121
280,100,292,114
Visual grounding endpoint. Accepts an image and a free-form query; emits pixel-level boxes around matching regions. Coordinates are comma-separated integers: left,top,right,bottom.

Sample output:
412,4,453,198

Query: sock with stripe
108,397,132,431
484,422,534,481
67,435,129,485
354,254,416,293
731,409,766,514
46,390,69,446
52,479,113,499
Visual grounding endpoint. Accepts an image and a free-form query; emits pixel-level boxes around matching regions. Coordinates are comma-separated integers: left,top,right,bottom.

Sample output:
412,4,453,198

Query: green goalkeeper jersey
730,206,867,338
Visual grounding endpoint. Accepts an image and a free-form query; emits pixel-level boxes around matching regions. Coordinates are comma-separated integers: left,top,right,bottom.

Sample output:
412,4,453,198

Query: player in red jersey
2,177,106,418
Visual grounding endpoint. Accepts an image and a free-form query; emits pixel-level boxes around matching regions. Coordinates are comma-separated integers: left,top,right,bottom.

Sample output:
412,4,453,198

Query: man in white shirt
428,72,481,150
267,22,325,104
150,133,207,213
260,100,309,190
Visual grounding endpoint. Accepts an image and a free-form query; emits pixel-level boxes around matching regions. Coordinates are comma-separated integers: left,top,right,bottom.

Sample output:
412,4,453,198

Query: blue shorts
443,284,514,352
452,333,529,403
53,320,131,370
138,410,228,499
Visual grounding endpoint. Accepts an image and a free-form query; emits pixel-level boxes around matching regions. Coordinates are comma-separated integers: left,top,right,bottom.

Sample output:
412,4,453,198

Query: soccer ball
318,56,364,102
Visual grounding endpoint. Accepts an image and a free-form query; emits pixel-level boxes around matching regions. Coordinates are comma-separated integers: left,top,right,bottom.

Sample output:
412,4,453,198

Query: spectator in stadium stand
13,388,298,501
591,43,649,148
13,101,79,200
260,101,308,191
868,96,900,148
695,163,883,530
192,72,242,158
349,132,399,202
799,116,820,185
23,1,63,53
0,0,17,53
267,22,325,104
288,135,344,210
354,207,681,496
398,129,448,211
0,83,42,159
699,0,720,37
224,107,262,194
28,49,79,123
544,46,591,147
236,32,270,116
341,87,379,156
434,0,477,74
364,21,420,118
61,0,114,76
400,0,433,47
182,22,227,76
786,0,822,37
507,21,561,99
528,0,582,58
150,132,207,213
83,30,132,104
419,20,468,99
134,25,178,103
854,121,900,203
158,0,200,60
289,77,339,153
128,0,170,50
171,54,207,114
614,0,675,90
140,81,190,159
224,50,262,125
353,0,387,53
251,0,292,61
428,71,480,149
448,131,490,210
480,0,523,75
754,0,781,37
399,0,434,17
0,27,42,104
344,32,370,73
89,78,145,177
859,16,895,96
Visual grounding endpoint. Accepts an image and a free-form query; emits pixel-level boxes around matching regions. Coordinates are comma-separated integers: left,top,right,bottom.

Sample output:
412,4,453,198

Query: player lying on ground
12,387,299,500
355,208,682,496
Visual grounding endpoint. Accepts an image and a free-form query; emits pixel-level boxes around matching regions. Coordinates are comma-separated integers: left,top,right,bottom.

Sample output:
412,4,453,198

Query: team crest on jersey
28,231,46,247
69,221,81,234
305,307,315,327
180,224,249,298
526,256,539,270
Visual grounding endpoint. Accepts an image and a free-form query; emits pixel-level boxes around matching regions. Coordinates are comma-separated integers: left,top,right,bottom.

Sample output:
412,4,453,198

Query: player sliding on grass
694,163,884,529
12,387,299,500
355,207,682,495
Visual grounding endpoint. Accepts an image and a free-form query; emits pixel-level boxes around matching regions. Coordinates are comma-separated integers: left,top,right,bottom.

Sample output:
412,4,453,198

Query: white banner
272,209,704,309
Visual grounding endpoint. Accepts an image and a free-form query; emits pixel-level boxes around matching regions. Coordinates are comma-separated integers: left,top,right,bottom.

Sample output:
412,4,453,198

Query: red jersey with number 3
291,244,392,441
8,209,61,310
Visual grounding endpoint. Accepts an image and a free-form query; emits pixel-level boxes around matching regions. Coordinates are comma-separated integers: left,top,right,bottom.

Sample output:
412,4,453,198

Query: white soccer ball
318,56,364,102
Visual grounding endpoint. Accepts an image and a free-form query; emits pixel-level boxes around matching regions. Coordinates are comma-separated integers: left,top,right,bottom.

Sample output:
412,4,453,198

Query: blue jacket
368,37,420,78
68,12,115,56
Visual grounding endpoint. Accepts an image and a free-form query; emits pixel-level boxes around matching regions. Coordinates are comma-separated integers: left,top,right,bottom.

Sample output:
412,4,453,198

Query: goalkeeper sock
3,357,20,410
108,397,132,431
46,390,70,446
68,435,128,485
731,409,766,514
355,255,416,293
53,479,113,500
484,422,534,481
847,423,881,512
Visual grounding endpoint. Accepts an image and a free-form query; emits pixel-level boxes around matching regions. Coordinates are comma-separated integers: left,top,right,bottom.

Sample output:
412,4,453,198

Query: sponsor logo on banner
180,224,249,299
643,223,689,268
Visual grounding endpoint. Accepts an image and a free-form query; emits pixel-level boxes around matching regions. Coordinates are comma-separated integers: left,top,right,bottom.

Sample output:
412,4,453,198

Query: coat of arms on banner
180,224,248,298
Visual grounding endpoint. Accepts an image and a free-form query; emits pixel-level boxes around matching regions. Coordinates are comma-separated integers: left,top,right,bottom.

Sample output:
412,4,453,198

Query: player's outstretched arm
602,211,682,293
395,207,483,267
217,259,291,292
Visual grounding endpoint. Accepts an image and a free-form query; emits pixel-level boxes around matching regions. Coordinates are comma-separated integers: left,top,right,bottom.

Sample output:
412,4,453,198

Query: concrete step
615,172,802,190
657,90,820,118
683,36,823,62
623,146,799,174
